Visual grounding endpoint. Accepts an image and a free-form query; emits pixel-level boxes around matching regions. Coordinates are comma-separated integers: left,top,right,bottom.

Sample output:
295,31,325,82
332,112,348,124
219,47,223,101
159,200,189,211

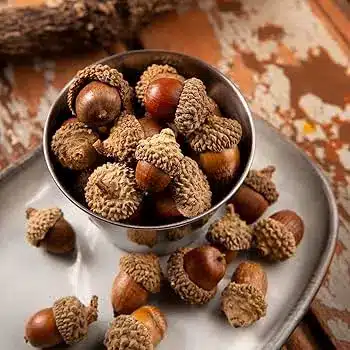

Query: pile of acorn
23,63,305,348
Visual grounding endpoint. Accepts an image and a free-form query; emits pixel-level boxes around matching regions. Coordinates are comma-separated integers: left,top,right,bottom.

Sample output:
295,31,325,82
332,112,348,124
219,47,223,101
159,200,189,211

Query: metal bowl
43,50,255,255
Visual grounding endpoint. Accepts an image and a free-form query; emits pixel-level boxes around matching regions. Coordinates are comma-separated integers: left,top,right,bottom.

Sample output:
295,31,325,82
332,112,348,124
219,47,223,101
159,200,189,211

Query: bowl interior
44,50,255,230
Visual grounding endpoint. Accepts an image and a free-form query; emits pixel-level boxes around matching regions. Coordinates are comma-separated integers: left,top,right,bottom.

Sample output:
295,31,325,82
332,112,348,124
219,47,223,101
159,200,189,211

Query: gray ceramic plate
0,119,338,350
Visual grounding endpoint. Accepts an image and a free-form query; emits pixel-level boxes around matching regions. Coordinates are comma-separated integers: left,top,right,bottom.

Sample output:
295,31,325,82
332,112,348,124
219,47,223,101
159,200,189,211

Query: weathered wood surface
0,0,349,348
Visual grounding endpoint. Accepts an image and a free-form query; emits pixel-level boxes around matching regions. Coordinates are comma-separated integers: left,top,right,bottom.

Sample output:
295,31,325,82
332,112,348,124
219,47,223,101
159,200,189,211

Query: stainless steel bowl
43,50,255,255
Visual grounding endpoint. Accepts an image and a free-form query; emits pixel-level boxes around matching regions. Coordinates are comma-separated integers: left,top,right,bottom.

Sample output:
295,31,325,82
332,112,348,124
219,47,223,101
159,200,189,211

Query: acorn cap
188,115,242,153
221,282,267,327
51,120,98,170
93,112,144,163
26,208,62,247
174,78,211,136
127,229,158,248
53,296,98,345
67,64,133,114
135,128,184,177
244,166,279,204
136,64,178,104
120,253,162,293
167,248,217,304
85,163,142,222
104,315,152,350
253,218,296,261
166,226,191,242
170,156,212,218
206,205,253,251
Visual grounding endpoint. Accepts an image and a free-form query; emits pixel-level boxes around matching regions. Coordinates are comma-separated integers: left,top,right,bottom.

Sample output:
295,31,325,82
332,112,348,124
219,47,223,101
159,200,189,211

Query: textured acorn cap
221,282,267,327
85,163,143,222
67,64,133,114
167,248,217,304
127,229,158,248
135,128,184,177
51,120,98,170
188,115,242,153
207,205,253,251
93,112,144,163
170,156,212,218
104,315,152,350
174,78,211,136
244,166,279,204
25,208,62,247
53,296,98,345
120,253,162,293
136,64,178,104
253,218,296,261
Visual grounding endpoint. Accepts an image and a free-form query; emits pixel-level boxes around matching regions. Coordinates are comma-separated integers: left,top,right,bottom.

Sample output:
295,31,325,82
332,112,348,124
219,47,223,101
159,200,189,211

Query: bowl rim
43,49,256,230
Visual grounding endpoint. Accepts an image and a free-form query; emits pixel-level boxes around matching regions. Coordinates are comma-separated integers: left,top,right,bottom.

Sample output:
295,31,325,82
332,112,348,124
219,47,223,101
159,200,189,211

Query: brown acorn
135,129,183,192
68,64,133,126
25,208,75,254
111,253,162,315
231,166,279,224
139,114,163,138
104,305,167,349
167,246,226,304
206,204,253,264
188,115,242,183
25,296,98,348
154,191,183,221
221,261,267,327
253,210,304,261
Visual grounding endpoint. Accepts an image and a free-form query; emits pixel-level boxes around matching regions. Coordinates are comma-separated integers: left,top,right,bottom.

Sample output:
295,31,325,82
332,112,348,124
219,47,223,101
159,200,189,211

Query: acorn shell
206,205,253,251
174,78,211,136
104,315,152,350
167,248,217,304
135,128,184,178
93,112,144,163
170,156,212,218
85,163,143,222
51,120,98,170
244,166,279,204
67,64,133,114
26,208,62,247
53,296,98,345
120,253,162,293
221,282,267,327
136,64,178,104
188,115,242,153
253,218,296,261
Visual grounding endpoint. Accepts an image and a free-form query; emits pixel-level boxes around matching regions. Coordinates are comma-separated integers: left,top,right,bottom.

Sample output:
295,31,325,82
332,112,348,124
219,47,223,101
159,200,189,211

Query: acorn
111,253,162,315
135,128,183,192
85,163,143,222
206,204,253,264
127,229,158,248
93,112,145,163
167,246,226,304
139,114,163,138
25,208,75,254
188,115,242,183
253,210,304,261
104,305,167,349
25,295,98,348
51,120,98,170
231,165,279,224
67,64,133,126
166,226,191,242
221,261,267,327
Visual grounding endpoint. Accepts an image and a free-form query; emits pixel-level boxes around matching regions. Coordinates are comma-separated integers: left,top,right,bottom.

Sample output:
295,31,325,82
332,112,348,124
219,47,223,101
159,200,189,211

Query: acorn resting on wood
253,210,304,261
231,166,279,223
221,262,267,327
25,295,98,348
111,253,162,315
167,246,226,304
25,208,75,254
206,204,253,264
104,305,167,349
68,64,133,126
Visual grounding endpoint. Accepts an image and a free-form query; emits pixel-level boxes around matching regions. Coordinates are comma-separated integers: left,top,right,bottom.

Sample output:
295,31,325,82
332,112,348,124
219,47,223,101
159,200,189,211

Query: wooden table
0,0,349,348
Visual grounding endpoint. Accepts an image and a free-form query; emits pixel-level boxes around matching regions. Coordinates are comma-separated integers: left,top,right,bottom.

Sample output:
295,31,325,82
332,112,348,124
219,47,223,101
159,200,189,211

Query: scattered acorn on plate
25,296,98,348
